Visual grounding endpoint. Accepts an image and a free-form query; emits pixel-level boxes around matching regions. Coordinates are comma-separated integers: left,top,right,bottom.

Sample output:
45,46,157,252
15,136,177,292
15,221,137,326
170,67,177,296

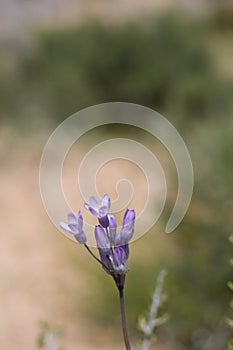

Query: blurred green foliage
211,2,233,31
1,9,233,350
1,12,232,128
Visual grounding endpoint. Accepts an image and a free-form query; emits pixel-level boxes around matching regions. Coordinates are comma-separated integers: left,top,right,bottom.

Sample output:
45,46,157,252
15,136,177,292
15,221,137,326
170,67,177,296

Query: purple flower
111,246,128,274
60,194,135,280
94,225,111,253
95,227,128,274
108,214,117,245
84,194,111,228
94,225,112,273
59,210,87,244
115,209,135,247
94,209,135,275
84,194,111,217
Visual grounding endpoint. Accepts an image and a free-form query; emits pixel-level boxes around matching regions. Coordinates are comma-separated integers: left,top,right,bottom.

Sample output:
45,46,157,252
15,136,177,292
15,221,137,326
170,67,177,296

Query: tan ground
0,134,117,349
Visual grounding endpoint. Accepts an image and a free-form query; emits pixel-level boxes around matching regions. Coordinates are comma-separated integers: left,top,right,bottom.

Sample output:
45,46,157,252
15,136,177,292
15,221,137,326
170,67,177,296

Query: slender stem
84,244,111,272
119,287,131,350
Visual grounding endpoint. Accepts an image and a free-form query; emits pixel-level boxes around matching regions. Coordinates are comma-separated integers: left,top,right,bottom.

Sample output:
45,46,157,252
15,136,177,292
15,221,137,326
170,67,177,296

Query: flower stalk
119,286,131,350
59,194,135,350
84,244,111,273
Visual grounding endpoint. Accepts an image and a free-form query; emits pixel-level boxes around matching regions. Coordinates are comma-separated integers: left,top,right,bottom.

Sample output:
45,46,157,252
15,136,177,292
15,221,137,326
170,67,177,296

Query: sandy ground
0,132,171,350
0,136,119,349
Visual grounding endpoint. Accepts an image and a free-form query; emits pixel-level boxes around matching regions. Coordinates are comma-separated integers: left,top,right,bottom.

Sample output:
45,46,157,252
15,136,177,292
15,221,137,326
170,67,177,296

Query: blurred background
0,0,233,349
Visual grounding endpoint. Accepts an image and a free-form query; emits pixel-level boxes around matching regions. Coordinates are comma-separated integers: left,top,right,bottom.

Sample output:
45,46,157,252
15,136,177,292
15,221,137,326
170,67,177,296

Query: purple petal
59,221,74,234
84,203,99,217
94,225,110,252
68,223,79,233
99,206,108,217
74,231,87,244
109,214,117,229
77,210,83,231
89,196,99,208
101,194,111,211
108,214,117,245
98,249,112,272
114,246,126,265
120,225,134,244
115,210,135,245
112,246,128,273
67,212,77,224
114,233,122,246
123,243,129,259
122,209,135,227
98,215,109,228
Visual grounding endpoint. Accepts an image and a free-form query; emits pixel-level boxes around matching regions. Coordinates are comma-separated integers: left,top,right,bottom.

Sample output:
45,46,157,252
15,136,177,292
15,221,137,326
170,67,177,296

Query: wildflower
111,246,128,274
59,194,135,350
94,208,135,277
59,196,135,283
84,194,111,228
59,210,87,244
95,226,128,275
94,225,112,272
115,209,135,247
94,225,111,253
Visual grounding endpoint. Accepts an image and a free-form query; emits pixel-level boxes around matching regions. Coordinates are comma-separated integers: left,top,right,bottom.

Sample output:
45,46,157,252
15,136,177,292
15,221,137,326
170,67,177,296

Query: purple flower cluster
59,194,135,277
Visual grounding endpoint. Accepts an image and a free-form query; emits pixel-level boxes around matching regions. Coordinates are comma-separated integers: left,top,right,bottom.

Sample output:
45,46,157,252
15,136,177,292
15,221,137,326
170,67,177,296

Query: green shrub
1,12,232,128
